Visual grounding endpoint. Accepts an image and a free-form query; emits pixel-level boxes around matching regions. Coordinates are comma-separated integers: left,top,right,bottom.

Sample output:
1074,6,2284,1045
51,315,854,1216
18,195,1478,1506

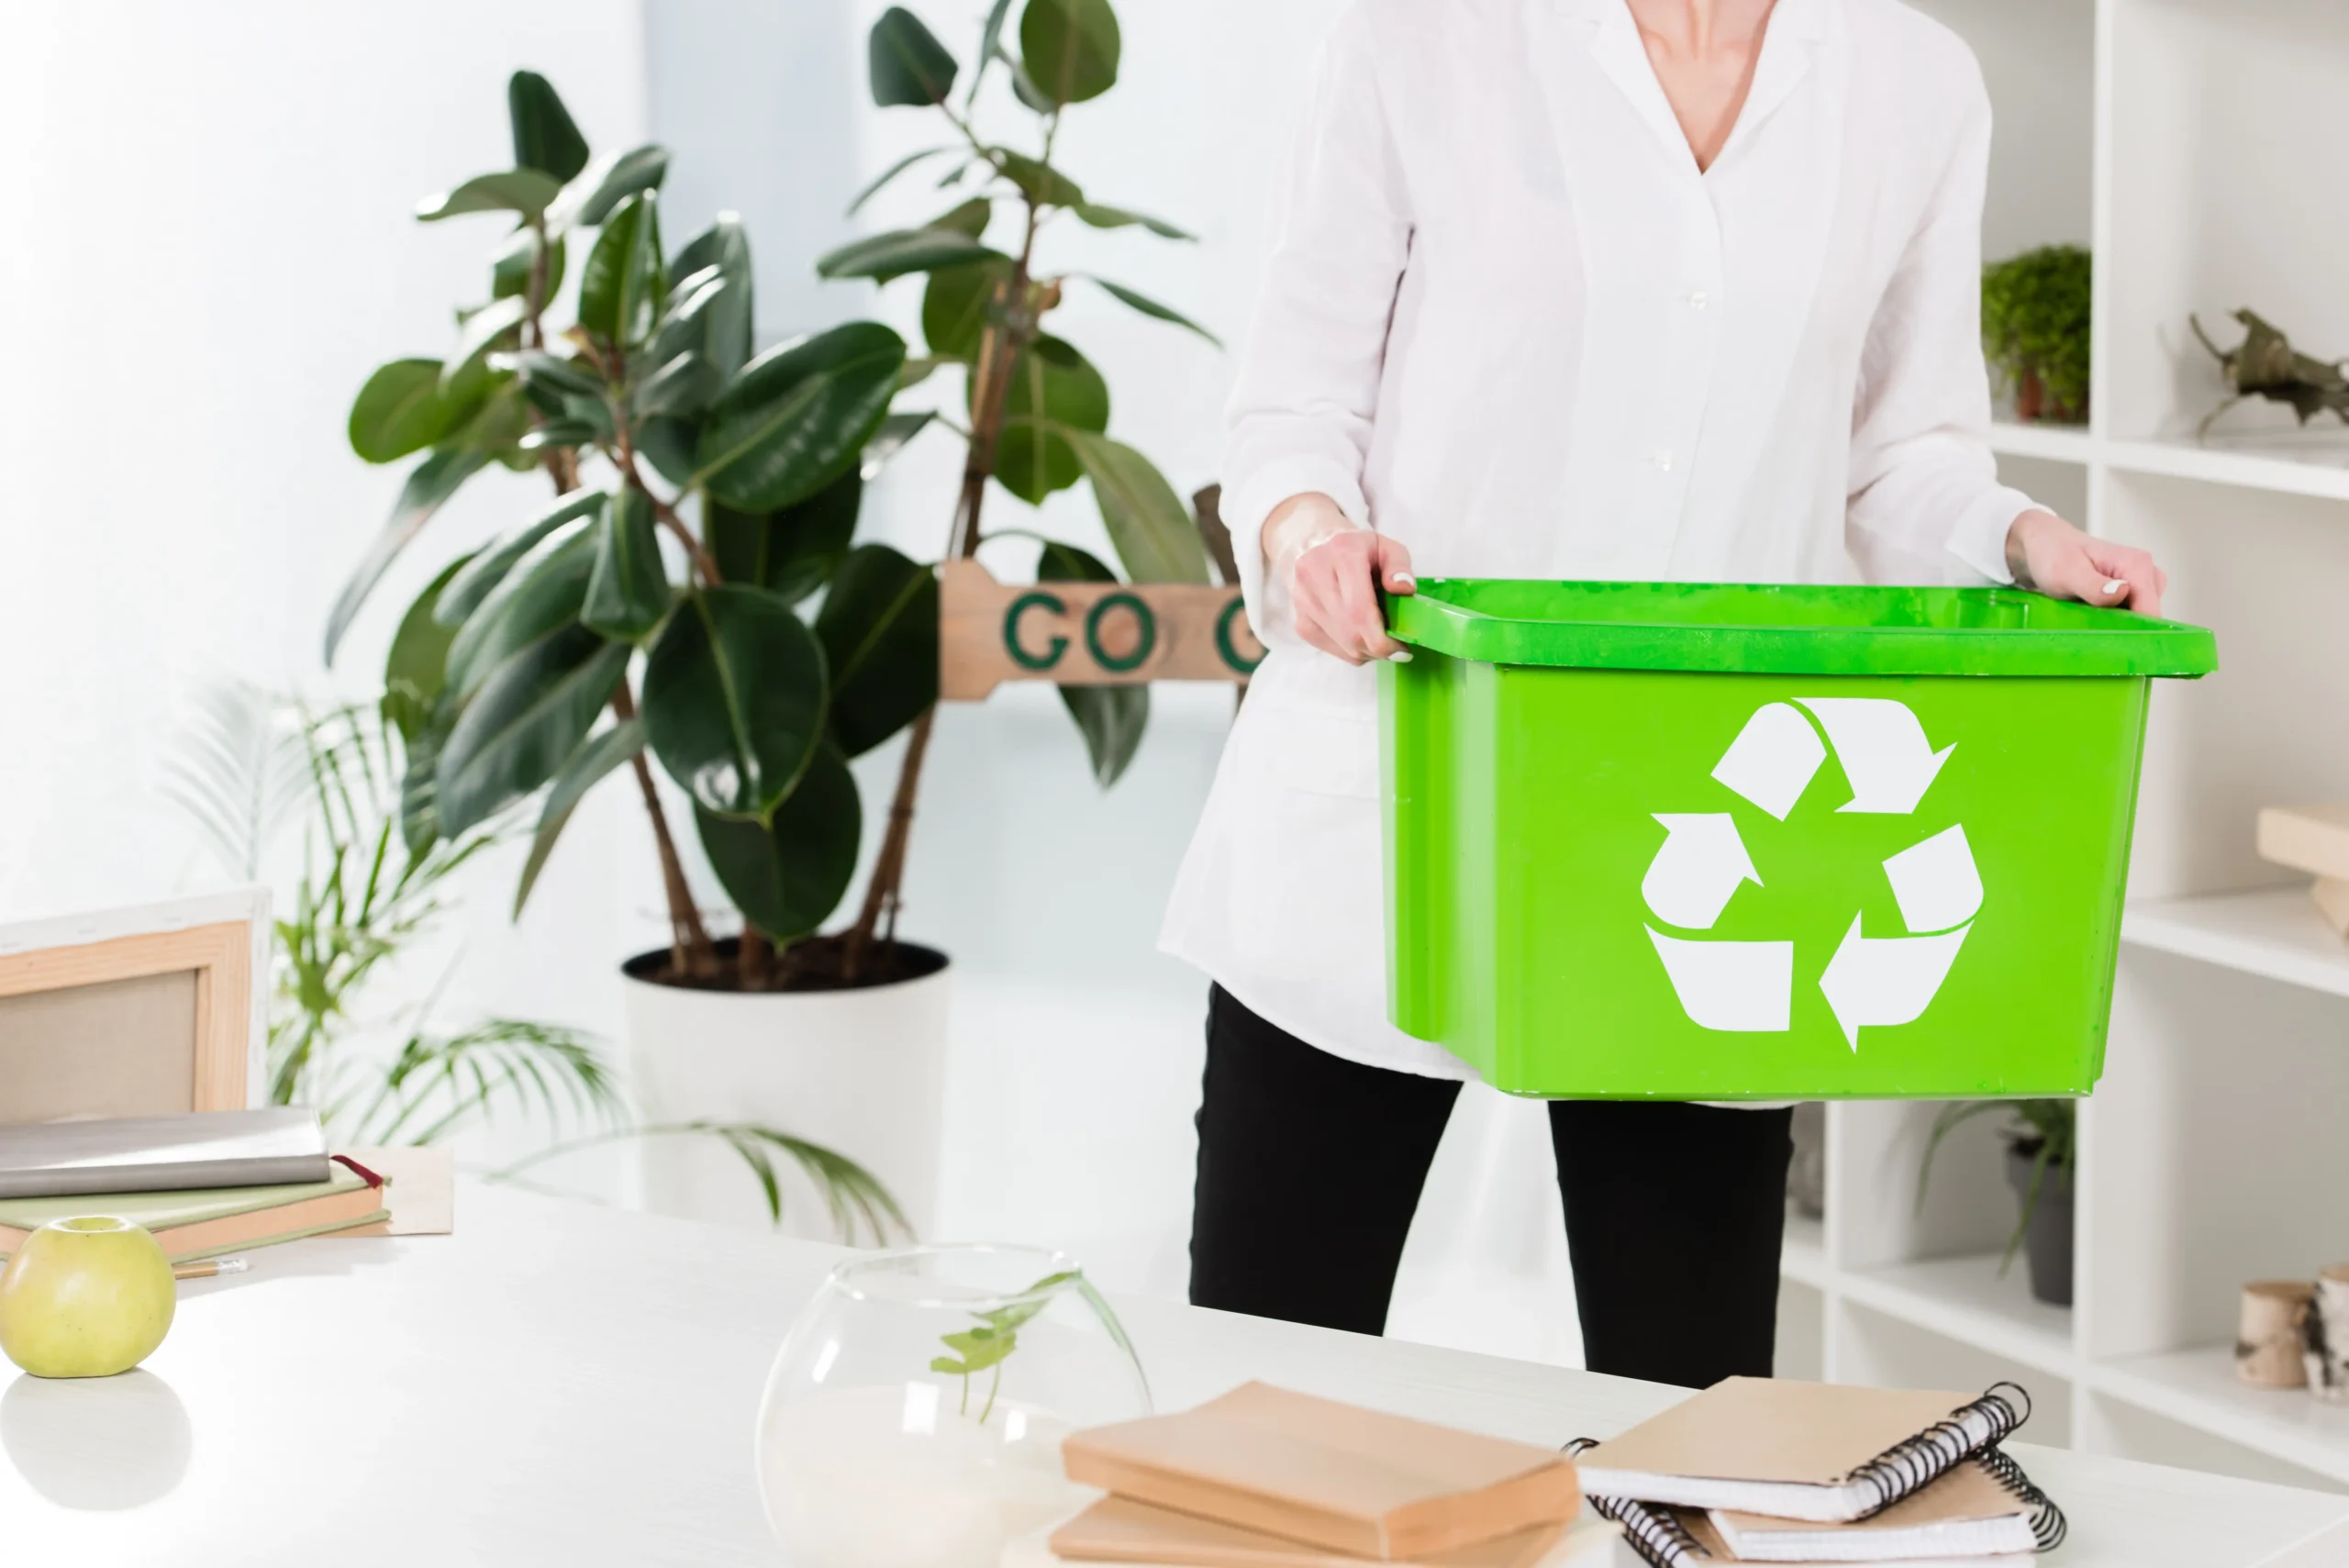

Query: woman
1160,0,2165,1388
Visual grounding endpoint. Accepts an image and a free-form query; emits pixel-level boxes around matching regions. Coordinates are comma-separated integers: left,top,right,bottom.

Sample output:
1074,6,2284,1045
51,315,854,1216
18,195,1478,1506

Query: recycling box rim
1388,578,2218,680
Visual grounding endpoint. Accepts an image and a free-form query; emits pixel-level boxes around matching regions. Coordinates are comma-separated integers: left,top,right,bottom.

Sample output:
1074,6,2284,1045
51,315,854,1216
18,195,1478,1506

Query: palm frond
351,1018,625,1148
159,675,311,881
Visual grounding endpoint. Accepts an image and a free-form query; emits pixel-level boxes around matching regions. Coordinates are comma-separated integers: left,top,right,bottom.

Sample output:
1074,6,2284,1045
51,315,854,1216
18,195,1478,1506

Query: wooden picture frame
0,889,271,1124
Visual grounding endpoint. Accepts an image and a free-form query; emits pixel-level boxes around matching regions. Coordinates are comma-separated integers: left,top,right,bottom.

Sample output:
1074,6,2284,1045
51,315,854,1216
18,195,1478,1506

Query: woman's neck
1624,0,1776,53
1623,0,1780,172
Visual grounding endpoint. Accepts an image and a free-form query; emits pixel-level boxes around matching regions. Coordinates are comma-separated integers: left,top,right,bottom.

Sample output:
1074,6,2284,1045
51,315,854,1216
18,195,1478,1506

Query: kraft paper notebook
0,1158,389,1262
1060,1383,1582,1561
1573,1453,2063,1567
0,1106,331,1198
1568,1379,2032,1524
1015,1504,1620,1568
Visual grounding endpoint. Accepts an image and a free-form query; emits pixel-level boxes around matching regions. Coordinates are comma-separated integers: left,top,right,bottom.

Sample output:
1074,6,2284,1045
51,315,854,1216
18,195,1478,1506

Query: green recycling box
1380,580,2217,1099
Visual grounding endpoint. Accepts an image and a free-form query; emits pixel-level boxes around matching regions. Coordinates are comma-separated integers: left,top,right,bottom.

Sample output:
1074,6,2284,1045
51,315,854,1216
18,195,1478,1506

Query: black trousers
1189,985,1794,1389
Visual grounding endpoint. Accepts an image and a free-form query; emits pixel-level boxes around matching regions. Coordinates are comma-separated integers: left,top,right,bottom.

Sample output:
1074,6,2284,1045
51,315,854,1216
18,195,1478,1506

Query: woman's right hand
1264,493,1417,664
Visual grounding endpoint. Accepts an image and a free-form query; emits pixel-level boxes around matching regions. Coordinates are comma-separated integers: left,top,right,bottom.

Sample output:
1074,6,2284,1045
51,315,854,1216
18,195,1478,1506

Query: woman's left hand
2006,508,2167,617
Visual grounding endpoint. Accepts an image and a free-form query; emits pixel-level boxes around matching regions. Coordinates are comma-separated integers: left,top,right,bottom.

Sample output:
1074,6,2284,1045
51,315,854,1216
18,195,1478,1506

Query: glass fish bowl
755,1244,1151,1568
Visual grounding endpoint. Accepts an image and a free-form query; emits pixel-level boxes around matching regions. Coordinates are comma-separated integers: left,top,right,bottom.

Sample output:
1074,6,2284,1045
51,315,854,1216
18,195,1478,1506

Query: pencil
172,1256,250,1281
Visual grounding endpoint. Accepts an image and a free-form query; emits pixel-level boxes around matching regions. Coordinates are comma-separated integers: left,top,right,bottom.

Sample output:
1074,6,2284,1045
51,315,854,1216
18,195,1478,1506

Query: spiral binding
1564,1440,1699,1568
1979,1443,2069,1551
1843,1380,2031,1517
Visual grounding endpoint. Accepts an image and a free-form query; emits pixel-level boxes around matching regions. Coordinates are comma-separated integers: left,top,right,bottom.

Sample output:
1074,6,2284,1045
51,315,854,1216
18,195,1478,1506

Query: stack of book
0,1108,391,1262
1567,1379,2066,1567
1008,1382,1618,1567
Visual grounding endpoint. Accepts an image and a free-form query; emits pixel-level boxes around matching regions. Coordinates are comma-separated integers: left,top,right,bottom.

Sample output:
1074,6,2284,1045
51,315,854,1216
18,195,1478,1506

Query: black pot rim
619,936,951,995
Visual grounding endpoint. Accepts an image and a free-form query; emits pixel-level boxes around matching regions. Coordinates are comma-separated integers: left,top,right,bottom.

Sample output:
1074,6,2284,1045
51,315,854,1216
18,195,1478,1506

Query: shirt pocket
1249,699,1381,800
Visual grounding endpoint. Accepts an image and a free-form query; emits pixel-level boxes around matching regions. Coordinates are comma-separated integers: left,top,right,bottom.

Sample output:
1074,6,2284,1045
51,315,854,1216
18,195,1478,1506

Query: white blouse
1162,0,2042,1079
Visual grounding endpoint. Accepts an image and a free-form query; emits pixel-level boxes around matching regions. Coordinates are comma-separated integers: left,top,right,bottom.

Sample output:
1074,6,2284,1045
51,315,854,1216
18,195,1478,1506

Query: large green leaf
436,489,607,627
848,147,957,215
435,628,629,835
514,719,643,917
968,0,1018,107
929,197,993,239
993,150,1083,207
490,226,567,302
993,336,1108,504
637,416,700,486
349,359,479,463
633,350,721,419
1038,540,1147,785
417,169,562,223
817,228,1003,283
1072,202,1194,239
1085,276,1219,345
671,215,753,378
695,322,906,513
583,486,672,640
1020,0,1119,105
817,544,938,756
865,410,936,473
694,745,862,940
922,257,1011,358
550,143,670,230
1065,431,1211,583
398,701,455,857
578,190,666,347
708,468,861,606
870,6,959,106
444,531,596,699
508,70,590,181
383,555,473,742
323,445,493,665
444,295,529,388
642,584,829,819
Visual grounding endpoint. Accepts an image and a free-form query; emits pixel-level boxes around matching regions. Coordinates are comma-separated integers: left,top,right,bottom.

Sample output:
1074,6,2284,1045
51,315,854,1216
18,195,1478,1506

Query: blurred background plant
1982,243,2091,424
1915,1096,2077,1275
161,675,906,1242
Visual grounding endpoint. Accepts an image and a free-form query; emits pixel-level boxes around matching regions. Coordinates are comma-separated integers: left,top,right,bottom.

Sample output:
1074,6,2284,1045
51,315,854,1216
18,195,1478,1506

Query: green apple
0,1217,176,1378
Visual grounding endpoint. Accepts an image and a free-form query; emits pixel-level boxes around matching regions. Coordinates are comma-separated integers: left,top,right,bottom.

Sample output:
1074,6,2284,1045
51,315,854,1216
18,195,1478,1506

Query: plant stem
739,926,772,989
978,1362,1003,1426
841,170,1051,975
610,682,715,978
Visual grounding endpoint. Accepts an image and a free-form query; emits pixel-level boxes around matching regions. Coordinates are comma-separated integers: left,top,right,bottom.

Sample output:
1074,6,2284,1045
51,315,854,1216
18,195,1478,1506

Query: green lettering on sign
1085,592,1156,673
1005,591,1068,671
1215,597,1263,675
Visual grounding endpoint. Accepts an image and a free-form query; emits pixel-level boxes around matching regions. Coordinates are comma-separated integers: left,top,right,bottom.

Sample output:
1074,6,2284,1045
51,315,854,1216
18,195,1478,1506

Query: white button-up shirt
1163,0,2043,1079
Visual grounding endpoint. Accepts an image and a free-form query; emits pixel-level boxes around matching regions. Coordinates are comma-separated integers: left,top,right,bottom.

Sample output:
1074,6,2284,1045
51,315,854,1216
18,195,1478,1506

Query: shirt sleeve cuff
1947,484,2039,584
1220,455,1371,647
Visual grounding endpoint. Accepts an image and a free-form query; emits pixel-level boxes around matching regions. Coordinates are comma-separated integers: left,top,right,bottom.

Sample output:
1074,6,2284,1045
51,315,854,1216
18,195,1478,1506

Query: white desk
1,1186,2343,1566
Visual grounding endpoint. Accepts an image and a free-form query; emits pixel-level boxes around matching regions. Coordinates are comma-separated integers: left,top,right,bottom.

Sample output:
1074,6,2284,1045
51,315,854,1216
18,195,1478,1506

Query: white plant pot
619,944,950,1242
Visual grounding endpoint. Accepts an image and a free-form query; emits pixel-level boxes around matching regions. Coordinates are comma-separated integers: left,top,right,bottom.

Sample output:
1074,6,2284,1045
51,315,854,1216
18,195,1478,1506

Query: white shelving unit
1778,0,2349,1497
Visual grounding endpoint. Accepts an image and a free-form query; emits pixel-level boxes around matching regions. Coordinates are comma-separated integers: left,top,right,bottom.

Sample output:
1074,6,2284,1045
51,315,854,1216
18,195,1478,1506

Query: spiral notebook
1568,1379,2032,1524
1571,1450,2064,1567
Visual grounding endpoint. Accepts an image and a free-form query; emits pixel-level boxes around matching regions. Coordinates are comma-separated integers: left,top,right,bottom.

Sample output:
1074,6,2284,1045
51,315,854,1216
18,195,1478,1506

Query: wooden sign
940,559,1264,701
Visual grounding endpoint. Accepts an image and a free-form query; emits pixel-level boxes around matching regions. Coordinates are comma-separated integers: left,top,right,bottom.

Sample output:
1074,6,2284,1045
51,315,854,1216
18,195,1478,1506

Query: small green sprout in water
930,1271,1076,1424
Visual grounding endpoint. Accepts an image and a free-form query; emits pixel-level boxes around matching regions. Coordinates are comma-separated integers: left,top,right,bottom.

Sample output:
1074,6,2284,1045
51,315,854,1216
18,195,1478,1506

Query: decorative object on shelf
2254,802,2349,938
2191,309,2349,440
2304,1265,2349,1404
1917,1098,2076,1306
756,1243,1149,1568
2237,1279,2315,1389
164,684,898,1242
1982,244,2089,425
1788,1102,1826,1219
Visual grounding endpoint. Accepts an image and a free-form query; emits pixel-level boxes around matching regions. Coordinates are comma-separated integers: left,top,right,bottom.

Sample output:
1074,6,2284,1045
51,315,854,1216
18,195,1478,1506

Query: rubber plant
324,51,1211,990
325,72,946,990
816,0,1219,972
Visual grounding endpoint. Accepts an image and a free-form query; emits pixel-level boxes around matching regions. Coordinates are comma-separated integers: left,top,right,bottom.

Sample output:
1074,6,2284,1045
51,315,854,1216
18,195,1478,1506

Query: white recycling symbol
1642,698,1982,1049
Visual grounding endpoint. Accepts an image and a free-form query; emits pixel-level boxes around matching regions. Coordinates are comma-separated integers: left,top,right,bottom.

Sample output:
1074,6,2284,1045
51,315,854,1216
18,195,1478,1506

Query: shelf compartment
1988,421,2094,464
1836,1252,2077,1379
2121,886,2349,999
1781,1209,1829,1290
2093,1344,2349,1487
2103,436,2349,506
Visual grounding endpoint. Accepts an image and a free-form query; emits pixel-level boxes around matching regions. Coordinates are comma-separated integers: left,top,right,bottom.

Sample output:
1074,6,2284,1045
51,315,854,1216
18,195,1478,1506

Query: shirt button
1651,449,1675,472
1688,290,1709,310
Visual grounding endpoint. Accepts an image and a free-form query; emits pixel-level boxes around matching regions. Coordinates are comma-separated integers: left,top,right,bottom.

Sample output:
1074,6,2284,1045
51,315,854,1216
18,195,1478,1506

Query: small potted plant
1982,244,2090,425
1917,1098,2077,1307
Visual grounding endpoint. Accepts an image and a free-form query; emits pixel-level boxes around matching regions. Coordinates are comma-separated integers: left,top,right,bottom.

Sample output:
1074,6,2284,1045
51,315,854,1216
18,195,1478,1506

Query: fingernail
2102,580,2126,596
1392,573,1417,590
1389,650,1413,662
